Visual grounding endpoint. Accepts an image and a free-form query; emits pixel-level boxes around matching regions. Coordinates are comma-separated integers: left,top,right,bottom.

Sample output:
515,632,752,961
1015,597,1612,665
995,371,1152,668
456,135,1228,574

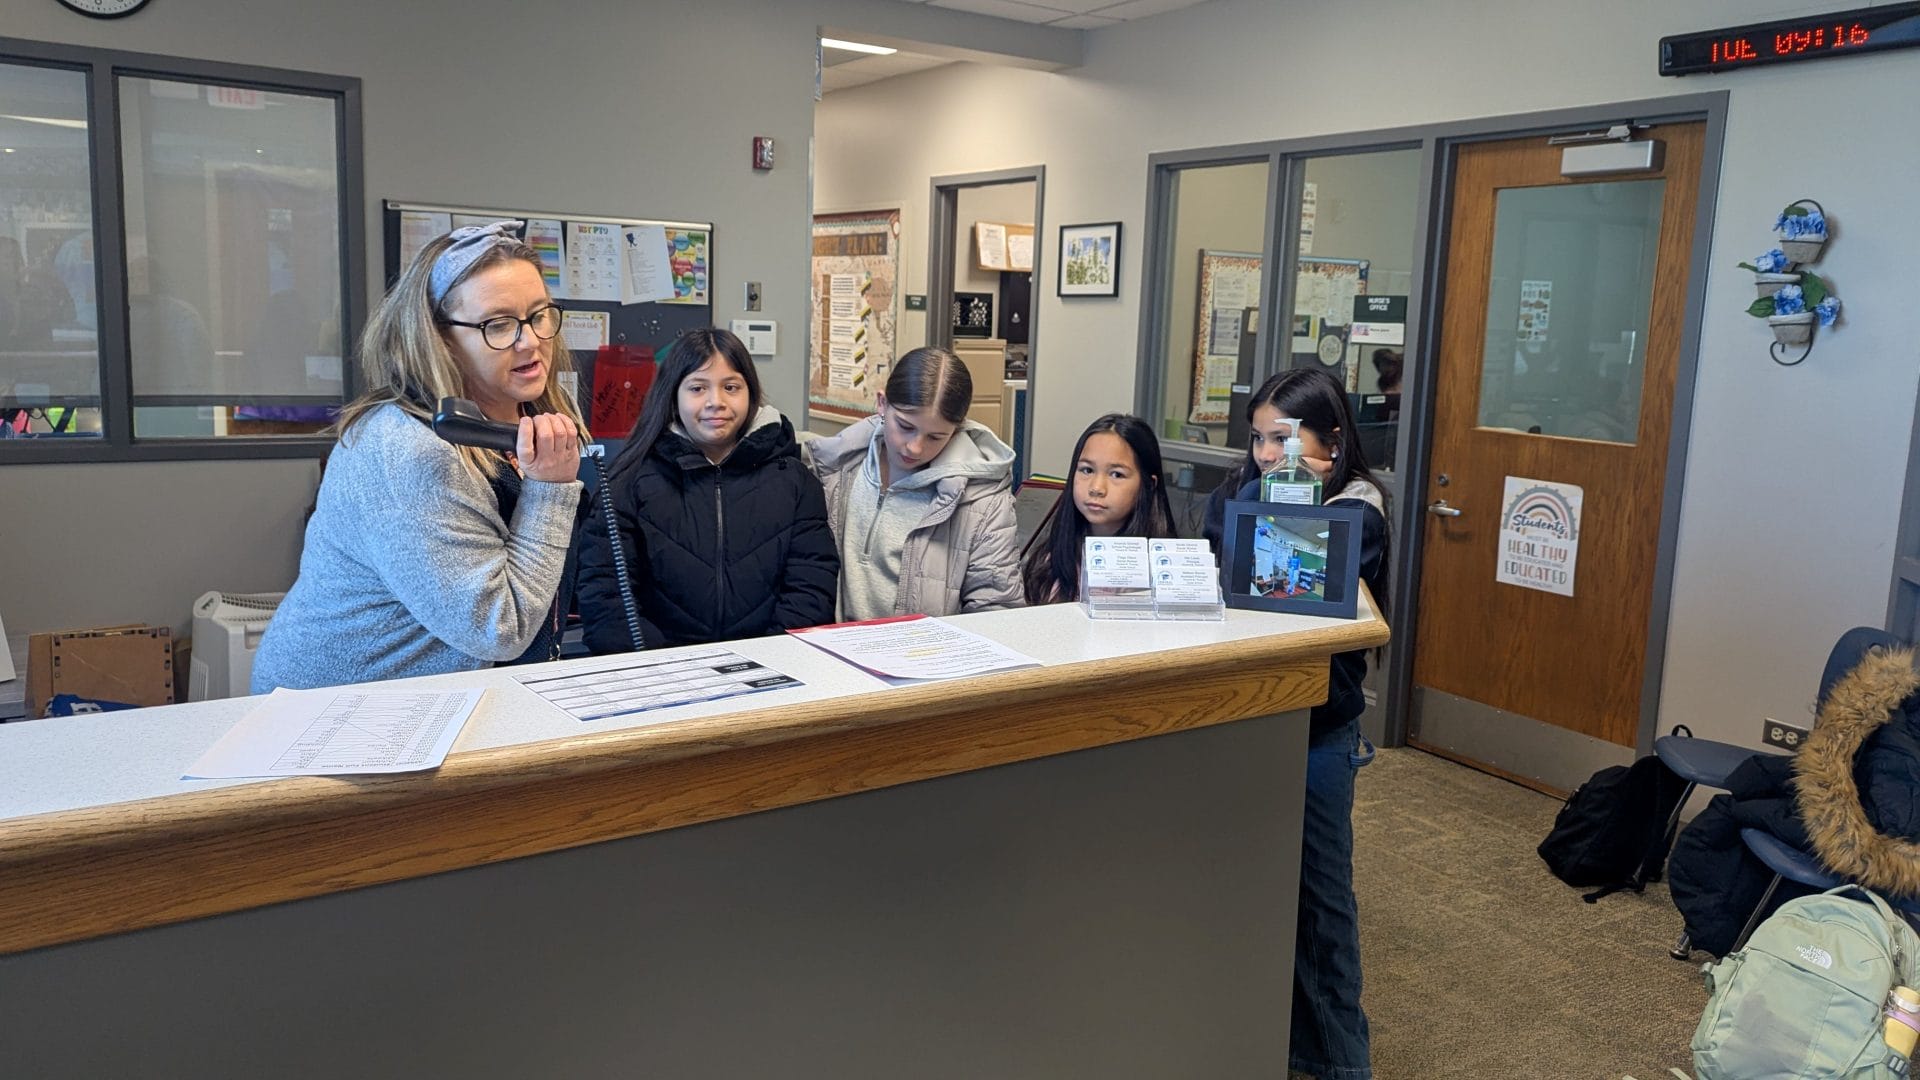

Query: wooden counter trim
0,615,1382,955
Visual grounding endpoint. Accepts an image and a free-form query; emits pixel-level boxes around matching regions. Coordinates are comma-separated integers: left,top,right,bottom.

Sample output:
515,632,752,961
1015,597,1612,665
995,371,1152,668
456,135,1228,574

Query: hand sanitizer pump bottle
1260,422,1323,505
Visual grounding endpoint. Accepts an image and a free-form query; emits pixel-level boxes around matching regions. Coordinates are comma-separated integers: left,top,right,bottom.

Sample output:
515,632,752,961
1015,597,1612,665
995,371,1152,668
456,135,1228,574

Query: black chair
1731,827,1920,951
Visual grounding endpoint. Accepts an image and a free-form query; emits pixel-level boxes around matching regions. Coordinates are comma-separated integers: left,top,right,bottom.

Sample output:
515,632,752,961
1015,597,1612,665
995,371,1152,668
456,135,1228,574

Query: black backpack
1538,740,1691,902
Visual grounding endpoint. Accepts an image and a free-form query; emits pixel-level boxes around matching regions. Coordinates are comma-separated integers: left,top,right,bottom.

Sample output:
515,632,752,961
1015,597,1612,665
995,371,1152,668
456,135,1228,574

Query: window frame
1133,133,1427,475
0,35,364,464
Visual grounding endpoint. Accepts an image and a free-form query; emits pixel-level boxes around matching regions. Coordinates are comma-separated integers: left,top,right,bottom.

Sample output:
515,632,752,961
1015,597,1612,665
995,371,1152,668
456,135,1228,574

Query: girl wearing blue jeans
1204,368,1390,1080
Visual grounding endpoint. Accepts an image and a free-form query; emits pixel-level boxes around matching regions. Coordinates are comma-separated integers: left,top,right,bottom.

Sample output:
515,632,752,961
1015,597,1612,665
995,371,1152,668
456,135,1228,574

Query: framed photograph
1219,500,1366,619
1058,221,1121,297
952,291,994,338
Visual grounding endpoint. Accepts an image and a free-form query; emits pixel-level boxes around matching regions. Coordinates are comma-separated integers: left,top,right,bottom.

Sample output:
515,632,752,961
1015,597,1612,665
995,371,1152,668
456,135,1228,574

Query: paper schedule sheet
790,615,1041,682
185,688,483,779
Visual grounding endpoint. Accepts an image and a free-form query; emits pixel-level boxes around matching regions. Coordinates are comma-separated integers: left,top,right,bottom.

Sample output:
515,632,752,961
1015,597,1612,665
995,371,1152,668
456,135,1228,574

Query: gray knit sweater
251,403,582,692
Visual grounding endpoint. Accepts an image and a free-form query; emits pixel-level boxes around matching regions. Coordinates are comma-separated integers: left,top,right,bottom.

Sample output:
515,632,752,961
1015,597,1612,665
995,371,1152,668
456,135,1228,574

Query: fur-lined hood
1794,645,1920,897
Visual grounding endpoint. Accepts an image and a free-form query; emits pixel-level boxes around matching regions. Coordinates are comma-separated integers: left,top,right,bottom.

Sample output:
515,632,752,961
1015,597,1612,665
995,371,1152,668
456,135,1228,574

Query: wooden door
1409,123,1704,791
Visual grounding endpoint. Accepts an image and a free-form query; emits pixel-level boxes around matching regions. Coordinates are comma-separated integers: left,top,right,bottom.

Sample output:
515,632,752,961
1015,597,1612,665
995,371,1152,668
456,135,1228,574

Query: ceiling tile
1079,0,1213,19
1049,13,1122,28
927,0,1076,24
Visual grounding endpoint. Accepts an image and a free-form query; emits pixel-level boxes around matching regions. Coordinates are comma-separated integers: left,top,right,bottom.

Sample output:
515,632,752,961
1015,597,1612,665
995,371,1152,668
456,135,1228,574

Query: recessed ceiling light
820,37,897,55
1,114,87,130
2,148,13,153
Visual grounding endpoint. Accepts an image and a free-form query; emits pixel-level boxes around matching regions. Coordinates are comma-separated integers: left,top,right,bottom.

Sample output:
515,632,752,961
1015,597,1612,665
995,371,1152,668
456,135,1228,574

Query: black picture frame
1057,221,1121,297
953,291,994,337
1219,499,1366,619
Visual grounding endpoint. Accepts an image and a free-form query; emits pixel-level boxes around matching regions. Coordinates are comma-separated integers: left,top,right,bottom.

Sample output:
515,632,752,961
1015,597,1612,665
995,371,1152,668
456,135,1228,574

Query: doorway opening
927,168,1045,482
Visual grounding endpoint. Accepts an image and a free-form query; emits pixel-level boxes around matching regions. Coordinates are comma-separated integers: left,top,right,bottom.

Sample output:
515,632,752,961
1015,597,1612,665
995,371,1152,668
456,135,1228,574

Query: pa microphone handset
431,397,645,654
432,396,573,457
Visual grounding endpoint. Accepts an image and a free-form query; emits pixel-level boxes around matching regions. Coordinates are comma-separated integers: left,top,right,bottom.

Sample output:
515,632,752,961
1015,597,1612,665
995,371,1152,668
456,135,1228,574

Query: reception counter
0,600,1386,1079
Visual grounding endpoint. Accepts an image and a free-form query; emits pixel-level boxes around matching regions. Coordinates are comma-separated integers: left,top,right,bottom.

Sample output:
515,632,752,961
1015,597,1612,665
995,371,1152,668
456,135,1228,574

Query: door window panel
1476,180,1664,444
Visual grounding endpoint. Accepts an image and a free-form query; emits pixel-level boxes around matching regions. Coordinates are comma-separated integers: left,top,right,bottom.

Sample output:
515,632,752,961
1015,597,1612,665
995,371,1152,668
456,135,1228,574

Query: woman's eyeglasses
441,304,564,350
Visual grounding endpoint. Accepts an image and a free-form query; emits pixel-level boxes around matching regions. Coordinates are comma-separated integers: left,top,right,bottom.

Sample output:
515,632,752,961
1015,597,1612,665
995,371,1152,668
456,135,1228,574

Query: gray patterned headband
428,220,525,307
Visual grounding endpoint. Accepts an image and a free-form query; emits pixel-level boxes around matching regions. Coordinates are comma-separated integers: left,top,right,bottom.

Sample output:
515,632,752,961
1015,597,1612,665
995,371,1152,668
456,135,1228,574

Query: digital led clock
1659,2,1920,75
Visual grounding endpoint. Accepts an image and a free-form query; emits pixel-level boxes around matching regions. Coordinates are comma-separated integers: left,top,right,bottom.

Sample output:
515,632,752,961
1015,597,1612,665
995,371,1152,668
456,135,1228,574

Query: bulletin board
809,208,900,419
1189,250,1262,425
382,200,715,424
1294,256,1369,390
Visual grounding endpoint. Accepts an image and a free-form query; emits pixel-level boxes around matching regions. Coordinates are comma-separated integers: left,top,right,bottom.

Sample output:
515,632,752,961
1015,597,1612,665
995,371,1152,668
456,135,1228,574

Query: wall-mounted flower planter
1768,312,1814,346
1740,199,1840,367
1780,235,1826,264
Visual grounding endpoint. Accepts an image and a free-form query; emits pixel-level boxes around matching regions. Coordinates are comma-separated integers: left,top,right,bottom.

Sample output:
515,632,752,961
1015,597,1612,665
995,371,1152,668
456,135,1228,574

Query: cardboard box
26,625,175,719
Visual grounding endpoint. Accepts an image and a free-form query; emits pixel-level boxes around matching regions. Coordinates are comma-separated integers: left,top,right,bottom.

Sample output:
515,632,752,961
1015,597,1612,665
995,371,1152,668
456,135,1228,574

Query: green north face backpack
1693,885,1919,1079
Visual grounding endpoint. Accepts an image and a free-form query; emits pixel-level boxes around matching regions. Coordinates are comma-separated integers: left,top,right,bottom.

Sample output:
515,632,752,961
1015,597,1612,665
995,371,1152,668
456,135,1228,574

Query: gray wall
0,0,1073,638
815,0,1920,752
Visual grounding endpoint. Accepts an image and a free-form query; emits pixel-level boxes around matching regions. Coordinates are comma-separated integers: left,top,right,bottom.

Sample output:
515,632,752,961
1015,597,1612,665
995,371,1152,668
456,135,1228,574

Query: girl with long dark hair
1203,366,1390,1080
576,328,837,651
1021,413,1176,604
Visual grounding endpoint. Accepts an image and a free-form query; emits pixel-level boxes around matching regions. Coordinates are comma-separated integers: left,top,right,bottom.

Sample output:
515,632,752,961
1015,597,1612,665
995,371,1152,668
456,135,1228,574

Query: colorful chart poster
1495,476,1583,597
524,218,565,297
660,228,710,305
810,210,900,418
565,222,621,302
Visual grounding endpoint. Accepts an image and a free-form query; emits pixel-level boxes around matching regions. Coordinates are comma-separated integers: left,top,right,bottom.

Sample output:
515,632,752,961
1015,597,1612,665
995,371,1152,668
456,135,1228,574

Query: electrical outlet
1762,717,1811,750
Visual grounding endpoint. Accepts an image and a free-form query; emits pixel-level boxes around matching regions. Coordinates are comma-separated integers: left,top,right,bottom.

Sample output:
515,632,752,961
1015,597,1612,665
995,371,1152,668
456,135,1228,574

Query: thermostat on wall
730,319,777,357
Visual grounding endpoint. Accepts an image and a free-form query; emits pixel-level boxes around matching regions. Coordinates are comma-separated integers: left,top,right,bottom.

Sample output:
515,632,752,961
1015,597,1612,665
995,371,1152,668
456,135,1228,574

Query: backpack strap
1827,884,1917,982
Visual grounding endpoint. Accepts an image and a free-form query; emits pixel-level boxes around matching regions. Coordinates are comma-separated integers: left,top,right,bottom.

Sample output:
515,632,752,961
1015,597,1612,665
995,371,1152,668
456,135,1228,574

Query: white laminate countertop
0,599,1376,824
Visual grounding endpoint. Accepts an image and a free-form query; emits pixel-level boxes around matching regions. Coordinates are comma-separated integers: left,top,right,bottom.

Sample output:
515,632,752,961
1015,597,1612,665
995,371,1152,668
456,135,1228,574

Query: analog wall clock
58,0,150,18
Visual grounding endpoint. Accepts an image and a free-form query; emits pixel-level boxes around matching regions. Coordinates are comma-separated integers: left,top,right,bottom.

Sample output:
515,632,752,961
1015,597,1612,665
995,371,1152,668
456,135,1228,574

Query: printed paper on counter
790,615,1041,683
185,688,483,779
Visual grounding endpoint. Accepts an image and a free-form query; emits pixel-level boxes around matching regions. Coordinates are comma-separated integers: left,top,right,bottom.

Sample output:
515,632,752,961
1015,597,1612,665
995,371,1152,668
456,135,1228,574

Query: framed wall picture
952,291,994,337
1218,500,1366,619
1058,221,1121,297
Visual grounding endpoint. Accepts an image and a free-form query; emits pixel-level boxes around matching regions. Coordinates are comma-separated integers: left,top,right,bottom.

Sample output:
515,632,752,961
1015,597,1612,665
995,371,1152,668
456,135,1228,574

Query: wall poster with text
1189,250,1262,425
810,209,900,418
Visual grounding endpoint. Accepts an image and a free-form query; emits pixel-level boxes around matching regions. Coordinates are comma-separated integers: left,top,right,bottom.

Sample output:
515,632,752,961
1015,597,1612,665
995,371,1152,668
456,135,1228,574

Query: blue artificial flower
1815,296,1841,326
1753,248,1790,273
1775,209,1828,239
1772,285,1807,316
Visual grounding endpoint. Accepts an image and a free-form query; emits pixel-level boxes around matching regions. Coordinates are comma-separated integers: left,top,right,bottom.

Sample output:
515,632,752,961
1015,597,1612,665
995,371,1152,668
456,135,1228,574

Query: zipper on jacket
713,470,727,617
861,488,889,562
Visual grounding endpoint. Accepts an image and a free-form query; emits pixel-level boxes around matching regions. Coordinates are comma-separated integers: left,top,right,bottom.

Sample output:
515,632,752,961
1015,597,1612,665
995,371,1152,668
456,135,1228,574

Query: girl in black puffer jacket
578,328,838,653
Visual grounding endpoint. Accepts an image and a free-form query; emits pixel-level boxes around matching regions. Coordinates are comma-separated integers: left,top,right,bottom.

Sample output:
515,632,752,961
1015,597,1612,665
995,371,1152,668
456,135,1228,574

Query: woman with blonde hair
253,221,585,691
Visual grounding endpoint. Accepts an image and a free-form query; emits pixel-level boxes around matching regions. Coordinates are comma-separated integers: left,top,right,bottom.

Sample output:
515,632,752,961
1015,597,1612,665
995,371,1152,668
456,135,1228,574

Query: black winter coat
577,412,839,652
1665,753,1814,958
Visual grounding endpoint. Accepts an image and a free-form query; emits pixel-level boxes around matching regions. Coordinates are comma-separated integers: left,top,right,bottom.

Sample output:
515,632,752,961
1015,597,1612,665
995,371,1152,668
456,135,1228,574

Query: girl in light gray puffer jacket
803,347,1023,620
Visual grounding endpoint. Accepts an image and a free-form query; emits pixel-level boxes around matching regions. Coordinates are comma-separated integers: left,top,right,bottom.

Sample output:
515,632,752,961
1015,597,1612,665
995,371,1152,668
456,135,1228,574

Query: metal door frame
928,166,1045,478
1390,94,1728,766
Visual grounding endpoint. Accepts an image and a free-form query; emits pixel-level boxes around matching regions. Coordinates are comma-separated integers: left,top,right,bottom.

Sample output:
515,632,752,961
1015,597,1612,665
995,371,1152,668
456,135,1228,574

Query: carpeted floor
1354,748,1703,1079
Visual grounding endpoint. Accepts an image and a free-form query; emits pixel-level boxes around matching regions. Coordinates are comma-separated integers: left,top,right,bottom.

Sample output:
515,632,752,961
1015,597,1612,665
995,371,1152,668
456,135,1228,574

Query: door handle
1427,499,1463,517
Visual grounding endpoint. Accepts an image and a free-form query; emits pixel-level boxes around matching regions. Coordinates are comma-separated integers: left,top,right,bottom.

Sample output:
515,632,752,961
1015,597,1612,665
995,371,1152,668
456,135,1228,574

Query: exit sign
1659,2,1920,75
